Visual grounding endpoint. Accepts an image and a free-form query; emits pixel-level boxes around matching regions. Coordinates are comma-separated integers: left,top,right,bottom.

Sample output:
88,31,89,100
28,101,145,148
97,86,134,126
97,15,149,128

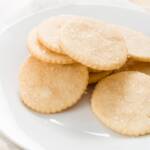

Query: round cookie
125,61,150,75
115,59,136,72
61,18,127,70
91,71,150,136
27,28,74,64
89,71,112,84
130,0,150,7
37,15,73,54
118,26,150,62
19,57,88,114
88,67,101,73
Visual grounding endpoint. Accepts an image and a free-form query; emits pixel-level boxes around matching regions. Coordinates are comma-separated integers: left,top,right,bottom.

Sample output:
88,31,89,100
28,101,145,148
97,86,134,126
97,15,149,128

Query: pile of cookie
19,15,150,136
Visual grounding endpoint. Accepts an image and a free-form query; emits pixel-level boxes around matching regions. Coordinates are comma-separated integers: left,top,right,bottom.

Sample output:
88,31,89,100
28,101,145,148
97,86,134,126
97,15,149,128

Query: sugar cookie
37,15,73,54
92,71,150,136
28,28,74,64
118,26,150,62
19,57,88,114
115,59,136,72
61,18,127,70
125,61,150,75
130,0,150,7
88,68,101,73
89,71,112,84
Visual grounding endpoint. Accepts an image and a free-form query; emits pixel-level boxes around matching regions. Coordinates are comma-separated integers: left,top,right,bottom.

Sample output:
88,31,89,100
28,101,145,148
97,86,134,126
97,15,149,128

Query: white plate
0,4,149,150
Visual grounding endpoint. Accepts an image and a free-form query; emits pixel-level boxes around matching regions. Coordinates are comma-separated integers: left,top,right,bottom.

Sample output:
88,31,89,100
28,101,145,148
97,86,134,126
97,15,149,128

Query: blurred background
0,0,149,31
0,0,149,149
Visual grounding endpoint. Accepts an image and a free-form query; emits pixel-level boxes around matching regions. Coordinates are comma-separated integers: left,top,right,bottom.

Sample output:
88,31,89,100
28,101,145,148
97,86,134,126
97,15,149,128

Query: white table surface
0,0,148,149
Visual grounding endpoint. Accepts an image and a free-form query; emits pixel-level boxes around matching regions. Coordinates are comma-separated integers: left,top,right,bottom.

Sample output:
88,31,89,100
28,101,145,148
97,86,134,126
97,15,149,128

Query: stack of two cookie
20,15,150,136
20,16,89,114
20,15,126,113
